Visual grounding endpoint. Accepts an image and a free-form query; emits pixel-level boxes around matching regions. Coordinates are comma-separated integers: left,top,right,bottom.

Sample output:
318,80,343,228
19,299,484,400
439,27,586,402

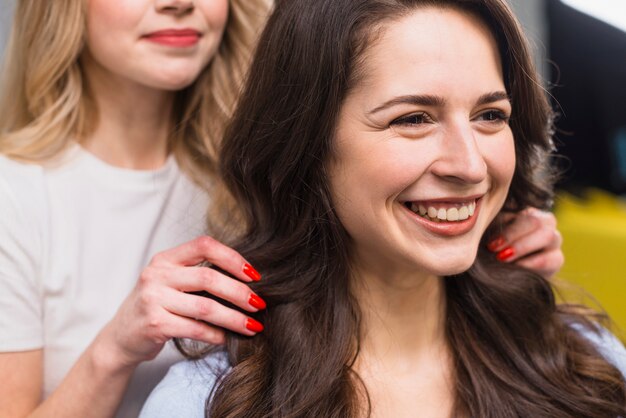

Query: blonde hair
0,0,272,187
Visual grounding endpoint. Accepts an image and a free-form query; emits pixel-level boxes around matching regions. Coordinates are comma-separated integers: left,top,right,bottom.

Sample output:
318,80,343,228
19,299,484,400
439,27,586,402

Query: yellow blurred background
555,189,626,341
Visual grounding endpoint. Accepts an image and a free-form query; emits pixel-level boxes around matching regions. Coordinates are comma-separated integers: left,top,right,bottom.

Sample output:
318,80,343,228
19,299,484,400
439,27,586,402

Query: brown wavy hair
182,0,626,416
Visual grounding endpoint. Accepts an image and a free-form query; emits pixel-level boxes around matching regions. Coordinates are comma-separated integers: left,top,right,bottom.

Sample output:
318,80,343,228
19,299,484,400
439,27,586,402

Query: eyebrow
367,91,510,115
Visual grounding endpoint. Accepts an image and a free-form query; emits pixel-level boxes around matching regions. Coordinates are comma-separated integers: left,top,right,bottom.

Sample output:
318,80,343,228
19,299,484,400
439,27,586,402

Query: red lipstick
143,29,201,47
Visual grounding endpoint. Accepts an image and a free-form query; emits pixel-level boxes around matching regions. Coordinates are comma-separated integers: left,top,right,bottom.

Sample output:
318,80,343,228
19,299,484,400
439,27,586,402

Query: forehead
352,7,505,100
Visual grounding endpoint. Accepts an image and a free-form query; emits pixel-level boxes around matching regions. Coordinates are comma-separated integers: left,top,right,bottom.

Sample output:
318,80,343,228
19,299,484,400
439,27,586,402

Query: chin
144,63,206,91
154,74,200,91
424,254,477,277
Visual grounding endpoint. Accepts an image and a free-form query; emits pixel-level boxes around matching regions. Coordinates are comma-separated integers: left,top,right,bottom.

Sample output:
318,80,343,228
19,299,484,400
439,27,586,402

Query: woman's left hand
487,207,564,279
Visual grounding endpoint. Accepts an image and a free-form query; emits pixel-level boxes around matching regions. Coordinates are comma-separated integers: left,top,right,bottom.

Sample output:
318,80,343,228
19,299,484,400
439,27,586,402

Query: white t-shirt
0,145,210,417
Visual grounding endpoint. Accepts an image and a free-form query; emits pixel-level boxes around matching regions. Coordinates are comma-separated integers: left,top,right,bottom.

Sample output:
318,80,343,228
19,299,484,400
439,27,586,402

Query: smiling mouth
403,199,478,222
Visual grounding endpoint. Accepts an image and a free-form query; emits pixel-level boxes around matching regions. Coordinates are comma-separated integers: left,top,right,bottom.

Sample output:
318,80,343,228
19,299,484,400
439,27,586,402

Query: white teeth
447,207,459,221
407,200,478,222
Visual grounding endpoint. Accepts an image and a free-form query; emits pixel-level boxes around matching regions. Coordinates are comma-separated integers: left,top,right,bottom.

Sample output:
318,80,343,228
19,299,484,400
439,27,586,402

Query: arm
487,207,564,279
0,351,42,417
0,347,133,418
1,237,265,418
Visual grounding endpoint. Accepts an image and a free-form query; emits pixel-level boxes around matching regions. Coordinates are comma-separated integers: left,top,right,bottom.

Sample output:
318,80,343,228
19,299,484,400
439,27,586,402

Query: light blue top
139,327,626,418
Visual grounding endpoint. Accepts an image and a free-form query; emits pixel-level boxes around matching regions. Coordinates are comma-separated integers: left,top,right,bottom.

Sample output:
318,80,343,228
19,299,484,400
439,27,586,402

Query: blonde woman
0,0,562,417
0,1,270,417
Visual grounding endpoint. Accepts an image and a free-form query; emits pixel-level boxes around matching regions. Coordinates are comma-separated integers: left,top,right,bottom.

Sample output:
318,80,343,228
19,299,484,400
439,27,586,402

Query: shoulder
0,156,50,350
0,154,47,209
573,322,626,379
139,351,231,418
0,155,49,236
0,154,48,260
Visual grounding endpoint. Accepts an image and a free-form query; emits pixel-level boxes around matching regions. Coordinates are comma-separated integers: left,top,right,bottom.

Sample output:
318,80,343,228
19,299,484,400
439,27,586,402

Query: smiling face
84,0,229,90
329,6,516,280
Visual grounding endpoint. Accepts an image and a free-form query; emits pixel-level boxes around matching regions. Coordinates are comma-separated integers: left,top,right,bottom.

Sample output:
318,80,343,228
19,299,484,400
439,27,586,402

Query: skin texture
329,8,515,417
85,0,228,91
330,8,515,282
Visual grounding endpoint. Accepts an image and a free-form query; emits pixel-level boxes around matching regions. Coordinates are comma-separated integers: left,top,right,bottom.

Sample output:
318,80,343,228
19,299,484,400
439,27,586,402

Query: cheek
87,1,137,38
484,134,516,190
332,144,416,203
85,1,139,60
199,0,229,31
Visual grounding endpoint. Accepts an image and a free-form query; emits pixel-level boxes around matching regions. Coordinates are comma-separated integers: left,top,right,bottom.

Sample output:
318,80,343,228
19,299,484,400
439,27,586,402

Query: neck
352,260,448,370
79,52,176,170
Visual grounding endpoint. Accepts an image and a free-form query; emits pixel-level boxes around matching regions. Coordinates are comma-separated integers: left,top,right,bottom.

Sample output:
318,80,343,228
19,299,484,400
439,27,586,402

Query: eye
390,112,433,127
475,110,510,124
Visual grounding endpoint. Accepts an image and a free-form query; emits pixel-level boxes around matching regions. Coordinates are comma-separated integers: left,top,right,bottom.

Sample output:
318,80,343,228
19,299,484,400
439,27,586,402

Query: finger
488,208,556,252
493,211,517,226
157,313,227,345
499,228,562,262
514,249,565,280
162,290,263,336
150,236,261,283
167,266,266,313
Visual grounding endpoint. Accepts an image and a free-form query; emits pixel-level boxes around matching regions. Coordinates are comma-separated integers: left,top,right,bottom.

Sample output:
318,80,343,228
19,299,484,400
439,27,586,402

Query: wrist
86,326,138,379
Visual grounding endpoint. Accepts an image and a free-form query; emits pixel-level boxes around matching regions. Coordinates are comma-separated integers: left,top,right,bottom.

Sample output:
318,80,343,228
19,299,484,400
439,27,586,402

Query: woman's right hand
98,236,266,369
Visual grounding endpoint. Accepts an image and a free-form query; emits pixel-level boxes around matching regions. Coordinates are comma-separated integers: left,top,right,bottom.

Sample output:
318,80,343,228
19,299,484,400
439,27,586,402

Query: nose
155,0,195,16
430,121,487,185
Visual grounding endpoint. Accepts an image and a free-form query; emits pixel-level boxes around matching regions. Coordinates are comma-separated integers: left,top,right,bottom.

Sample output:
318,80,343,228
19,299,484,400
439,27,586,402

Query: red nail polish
248,294,267,310
487,236,506,252
243,263,261,281
496,246,515,261
245,318,264,333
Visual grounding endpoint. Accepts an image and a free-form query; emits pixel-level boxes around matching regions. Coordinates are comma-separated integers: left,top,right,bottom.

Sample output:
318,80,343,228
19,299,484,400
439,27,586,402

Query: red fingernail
248,293,267,310
496,247,515,261
245,318,264,333
487,236,506,252
243,263,261,281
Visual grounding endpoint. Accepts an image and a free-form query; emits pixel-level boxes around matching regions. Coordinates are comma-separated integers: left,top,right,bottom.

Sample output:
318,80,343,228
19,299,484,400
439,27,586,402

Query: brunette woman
0,0,566,417
142,0,625,417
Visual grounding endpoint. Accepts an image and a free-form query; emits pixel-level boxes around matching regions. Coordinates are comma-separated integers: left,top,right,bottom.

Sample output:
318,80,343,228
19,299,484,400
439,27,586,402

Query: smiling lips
407,200,477,222
403,197,482,236
143,29,201,47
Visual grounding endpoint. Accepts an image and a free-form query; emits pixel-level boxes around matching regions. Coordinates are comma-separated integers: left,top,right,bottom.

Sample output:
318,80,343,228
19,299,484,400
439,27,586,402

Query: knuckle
139,267,157,286
554,230,563,246
144,317,168,343
195,298,215,318
195,236,217,254
188,325,207,341
199,269,217,289
138,288,159,308
523,207,538,217
529,214,543,229
545,211,557,223
149,252,168,266
204,327,226,344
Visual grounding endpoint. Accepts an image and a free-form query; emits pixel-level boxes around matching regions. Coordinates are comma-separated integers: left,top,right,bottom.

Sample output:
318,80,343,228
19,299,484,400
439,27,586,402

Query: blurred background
507,0,626,337
0,0,625,333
